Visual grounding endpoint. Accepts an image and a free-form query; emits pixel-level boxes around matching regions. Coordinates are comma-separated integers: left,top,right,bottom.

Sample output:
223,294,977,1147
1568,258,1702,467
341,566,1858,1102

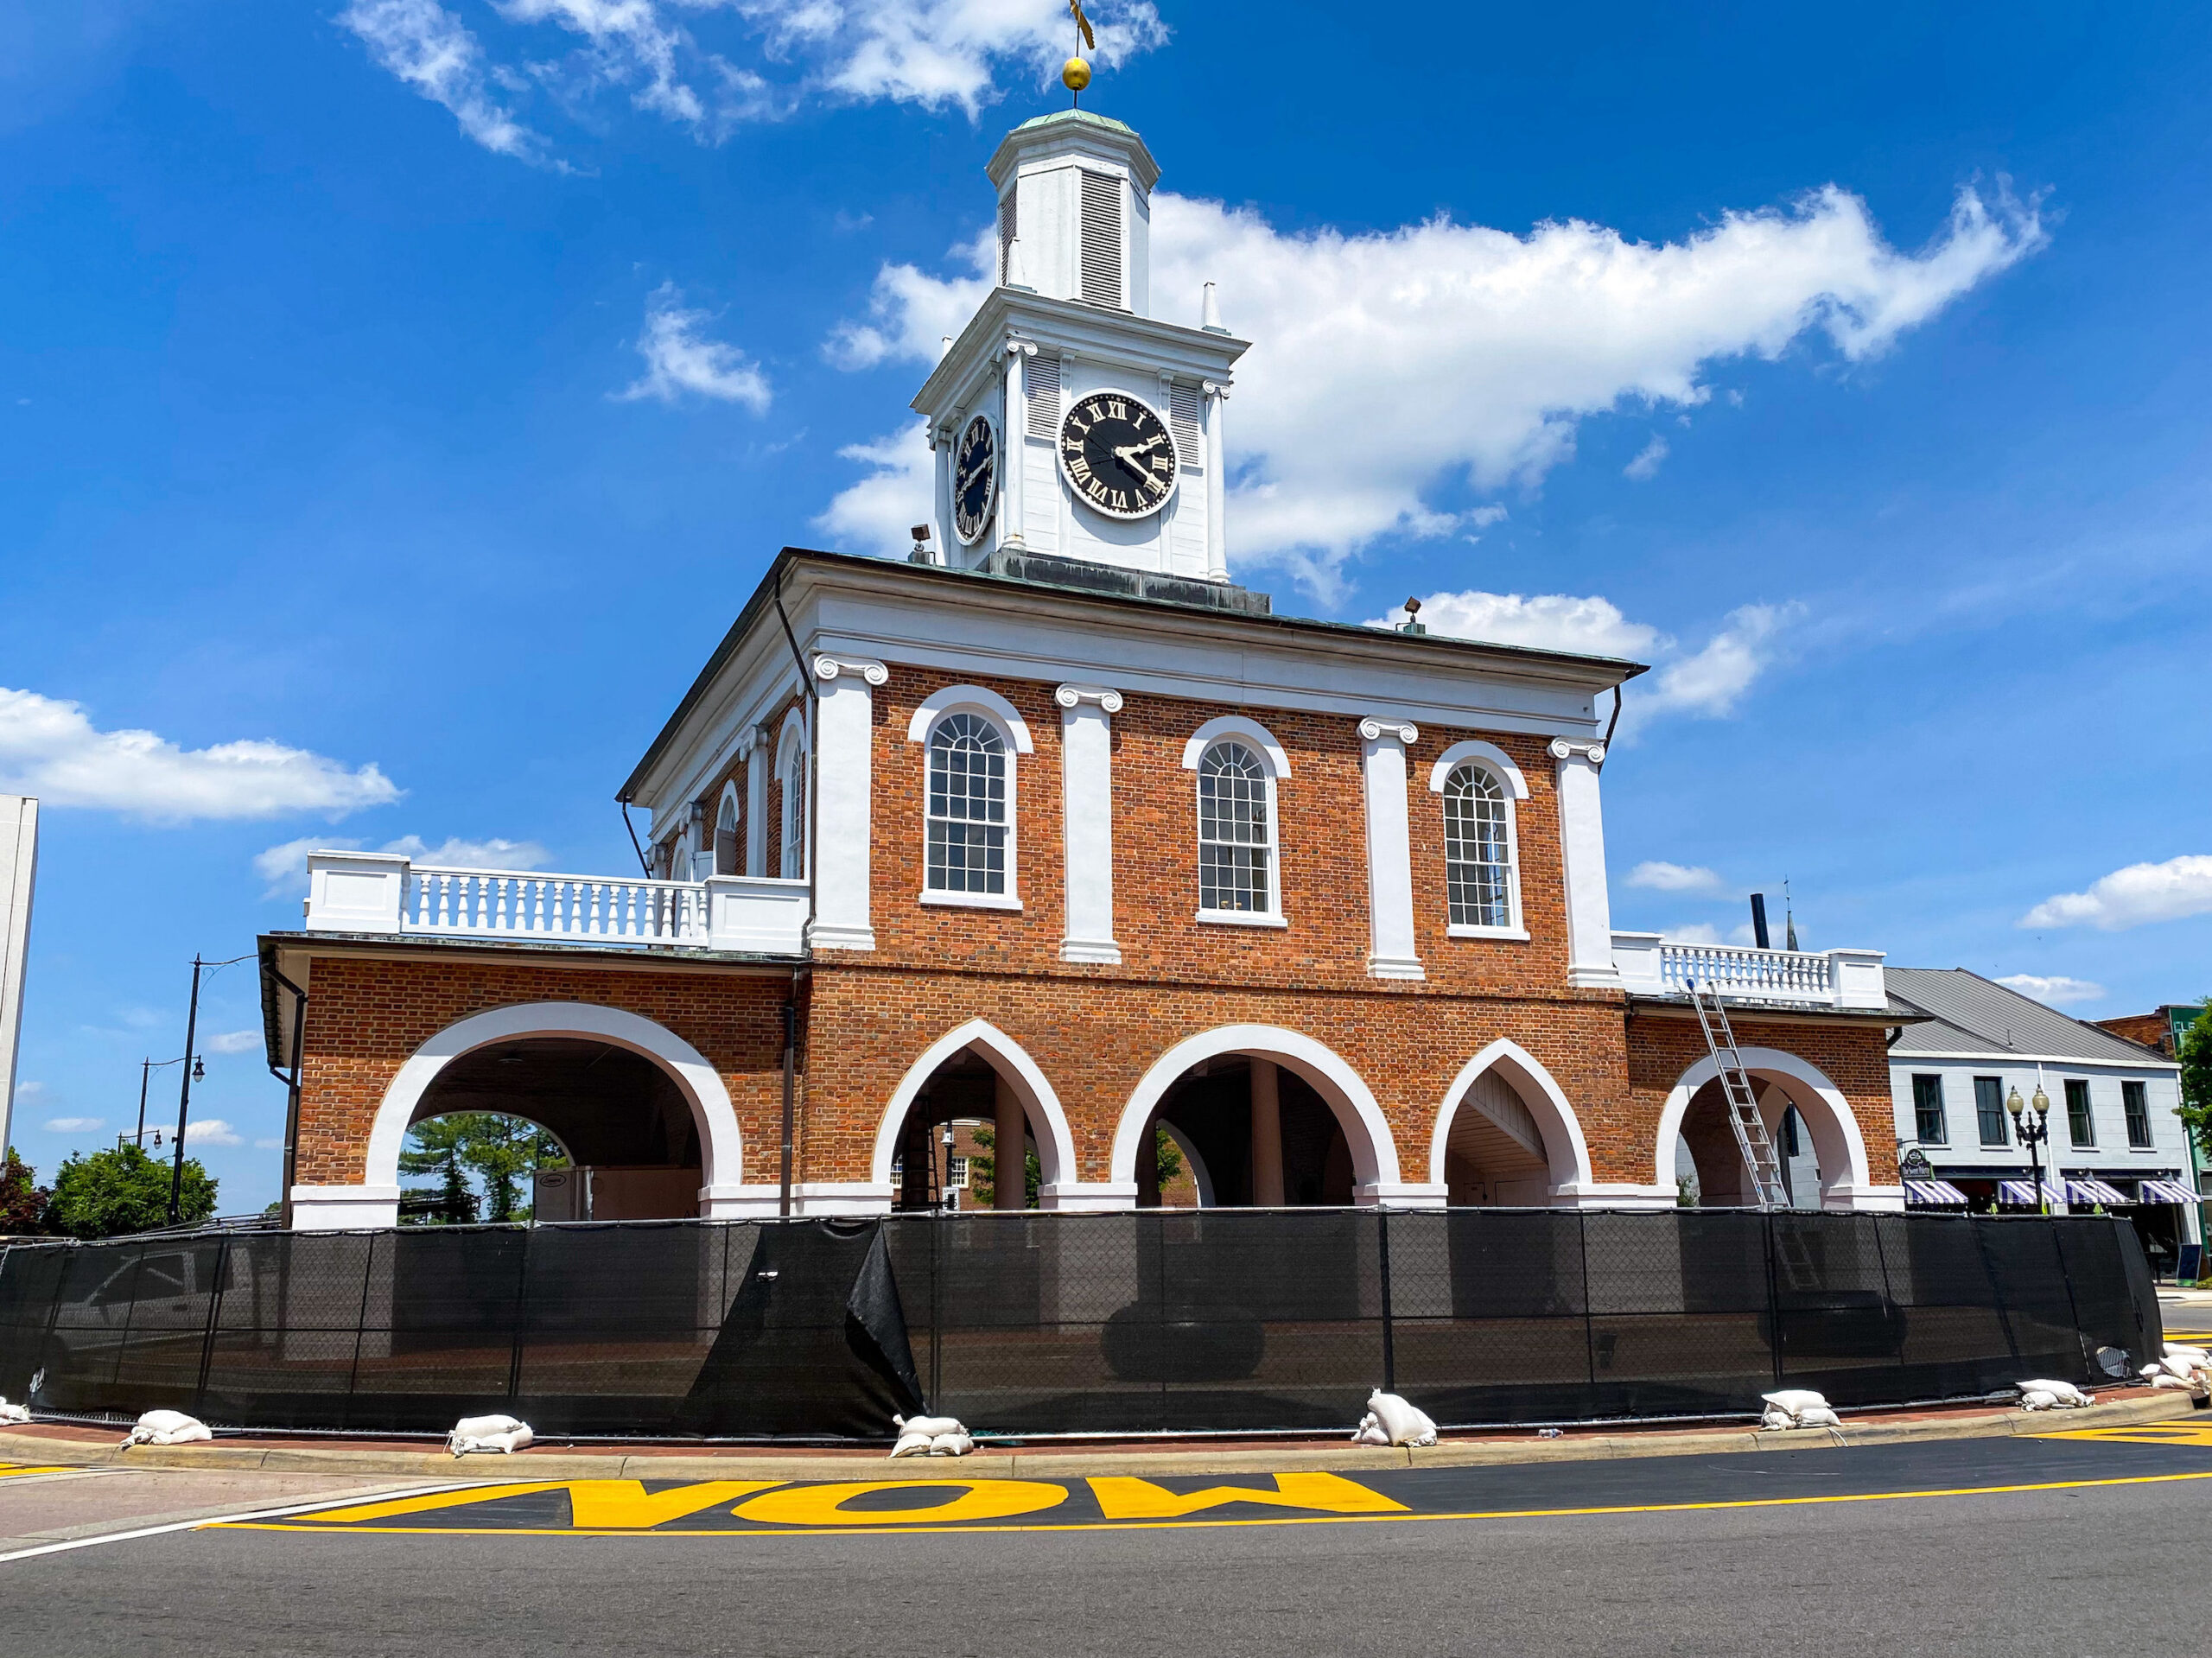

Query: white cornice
915,289,1248,418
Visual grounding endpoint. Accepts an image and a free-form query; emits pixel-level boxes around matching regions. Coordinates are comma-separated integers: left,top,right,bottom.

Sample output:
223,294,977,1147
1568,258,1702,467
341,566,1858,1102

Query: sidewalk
3,1388,2196,1483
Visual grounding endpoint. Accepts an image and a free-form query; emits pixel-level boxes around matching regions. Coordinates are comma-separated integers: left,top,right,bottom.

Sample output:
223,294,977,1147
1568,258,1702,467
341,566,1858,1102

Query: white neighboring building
1886,968,2198,1267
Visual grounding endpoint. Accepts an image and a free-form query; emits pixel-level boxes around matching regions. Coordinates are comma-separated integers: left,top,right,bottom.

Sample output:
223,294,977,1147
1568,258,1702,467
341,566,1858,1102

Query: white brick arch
1109,1025,1414,1204
336,1001,749,1223
872,1020,1080,1201
1427,1039,1594,1200
1655,1045,1902,1211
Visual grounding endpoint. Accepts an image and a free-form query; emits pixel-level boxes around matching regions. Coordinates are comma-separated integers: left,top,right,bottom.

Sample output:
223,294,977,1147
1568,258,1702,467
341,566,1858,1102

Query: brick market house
259,109,1906,1230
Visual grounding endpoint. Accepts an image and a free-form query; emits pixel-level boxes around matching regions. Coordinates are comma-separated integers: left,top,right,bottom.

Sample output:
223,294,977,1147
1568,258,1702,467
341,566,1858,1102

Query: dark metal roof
1885,968,2177,1064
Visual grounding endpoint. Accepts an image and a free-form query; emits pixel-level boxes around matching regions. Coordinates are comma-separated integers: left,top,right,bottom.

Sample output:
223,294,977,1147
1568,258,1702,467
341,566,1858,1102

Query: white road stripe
0,1480,488,1565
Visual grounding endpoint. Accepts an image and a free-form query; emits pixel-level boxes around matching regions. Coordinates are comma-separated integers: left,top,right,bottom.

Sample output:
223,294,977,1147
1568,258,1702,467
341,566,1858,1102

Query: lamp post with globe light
2007,1083,2054,1215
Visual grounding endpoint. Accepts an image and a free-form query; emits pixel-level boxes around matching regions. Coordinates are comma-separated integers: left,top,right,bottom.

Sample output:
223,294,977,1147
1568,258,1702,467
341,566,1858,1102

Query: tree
2177,1001,2212,1160
0,1148,50,1234
42,1143,216,1239
398,1114,569,1225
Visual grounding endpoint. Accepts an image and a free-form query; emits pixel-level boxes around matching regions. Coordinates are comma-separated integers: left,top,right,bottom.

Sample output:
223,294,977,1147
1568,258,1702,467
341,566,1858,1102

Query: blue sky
3,2,2208,1210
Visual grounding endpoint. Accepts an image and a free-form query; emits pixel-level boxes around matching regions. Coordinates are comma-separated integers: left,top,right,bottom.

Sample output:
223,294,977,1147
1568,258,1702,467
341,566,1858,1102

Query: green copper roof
1011,109,1141,138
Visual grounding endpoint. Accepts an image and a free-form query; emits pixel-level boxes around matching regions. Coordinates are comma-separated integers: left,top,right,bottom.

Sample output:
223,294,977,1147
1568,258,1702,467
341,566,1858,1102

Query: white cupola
987,111,1160,315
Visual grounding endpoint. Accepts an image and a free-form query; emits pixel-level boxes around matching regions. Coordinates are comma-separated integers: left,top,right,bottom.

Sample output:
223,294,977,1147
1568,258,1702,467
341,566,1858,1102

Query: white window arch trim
1428,739,1529,941
906,689,1026,911
1183,715,1289,929
775,707,810,881
713,781,742,877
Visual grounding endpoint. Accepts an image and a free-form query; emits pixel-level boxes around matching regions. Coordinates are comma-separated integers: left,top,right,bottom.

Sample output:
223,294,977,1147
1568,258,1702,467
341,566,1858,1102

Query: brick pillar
1250,1058,1285,1207
995,1072,1027,1211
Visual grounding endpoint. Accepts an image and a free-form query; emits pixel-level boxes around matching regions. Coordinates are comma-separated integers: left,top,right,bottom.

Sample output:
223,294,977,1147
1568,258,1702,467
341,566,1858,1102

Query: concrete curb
1,1393,2195,1483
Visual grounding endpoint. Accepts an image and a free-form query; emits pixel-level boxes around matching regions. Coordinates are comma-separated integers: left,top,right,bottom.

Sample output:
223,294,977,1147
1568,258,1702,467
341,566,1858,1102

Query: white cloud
253,1138,284,1151
183,1118,242,1148
43,1117,103,1133
346,0,1164,158
1995,974,2107,1007
1629,861,1725,893
617,284,771,410
1364,593,1800,721
1662,922,1760,947
2020,854,2212,932
339,0,553,164
812,423,938,557
254,834,555,899
830,181,2044,592
15,1079,43,1099
0,688,399,822
1624,435,1669,480
204,1030,262,1055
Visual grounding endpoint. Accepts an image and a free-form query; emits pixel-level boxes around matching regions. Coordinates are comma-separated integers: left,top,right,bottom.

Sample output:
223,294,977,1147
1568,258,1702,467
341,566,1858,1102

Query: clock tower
912,111,1251,595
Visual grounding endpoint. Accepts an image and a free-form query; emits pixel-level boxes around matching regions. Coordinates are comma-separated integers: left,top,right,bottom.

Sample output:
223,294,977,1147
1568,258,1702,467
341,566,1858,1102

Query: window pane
2065,1078,2094,1147
1912,1074,1948,1145
2123,1080,2152,1148
1441,765,1510,927
925,714,1009,894
1974,1077,2008,1147
1197,743,1271,911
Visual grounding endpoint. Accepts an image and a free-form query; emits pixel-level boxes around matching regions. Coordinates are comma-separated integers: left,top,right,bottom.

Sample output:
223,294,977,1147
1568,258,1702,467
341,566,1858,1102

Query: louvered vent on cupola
1170,382,1201,467
1078,169,1124,308
1027,353,1061,431
997,189,1018,284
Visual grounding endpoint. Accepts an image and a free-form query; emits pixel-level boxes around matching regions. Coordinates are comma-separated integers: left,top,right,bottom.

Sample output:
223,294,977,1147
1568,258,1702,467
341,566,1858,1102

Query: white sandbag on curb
2148,1372,2194,1390
2015,1379,2092,1410
122,1409,212,1447
928,1432,975,1457
0,1397,29,1424
2164,1343,2209,1368
1758,1389,1837,1429
447,1413,534,1456
2156,1355,2205,1382
889,1413,969,1458
1348,1413,1391,1446
893,1413,965,1438
1365,1390,1438,1447
889,1432,936,1458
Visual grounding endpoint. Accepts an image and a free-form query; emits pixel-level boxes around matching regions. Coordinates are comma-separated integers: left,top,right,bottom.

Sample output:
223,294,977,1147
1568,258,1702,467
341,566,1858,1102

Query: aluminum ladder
1688,980,1791,1210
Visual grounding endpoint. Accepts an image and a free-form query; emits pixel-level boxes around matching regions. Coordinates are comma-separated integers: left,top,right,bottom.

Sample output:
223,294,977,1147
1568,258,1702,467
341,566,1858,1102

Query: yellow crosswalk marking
2037,1422,2212,1446
565,1481,782,1528
302,1483,569,1523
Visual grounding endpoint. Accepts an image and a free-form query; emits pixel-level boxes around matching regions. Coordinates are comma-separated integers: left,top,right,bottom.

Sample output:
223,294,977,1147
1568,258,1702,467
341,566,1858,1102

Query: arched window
779,740,806,880
925,712,1008,894
713,787,740,877
1442,764,1513,928
1197,740,1274,914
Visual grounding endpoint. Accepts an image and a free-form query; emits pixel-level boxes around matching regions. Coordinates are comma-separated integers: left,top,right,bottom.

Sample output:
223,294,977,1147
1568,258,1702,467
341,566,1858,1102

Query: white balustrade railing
1611,931,1887,1010
405,867,707,944
303,851,810,956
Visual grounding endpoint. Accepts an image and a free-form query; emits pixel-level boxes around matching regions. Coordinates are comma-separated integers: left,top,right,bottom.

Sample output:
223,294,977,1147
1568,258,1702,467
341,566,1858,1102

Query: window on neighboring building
945,1154,969,1190
714,791,740,876
2123,1079,2153,1148
1197,740,1273,914
1912,1075,1948,1145
925,712,1008,895
2065,1078,2095,1148
1974,1076,2008,1147
779,740,806,880
1441,764,1513,928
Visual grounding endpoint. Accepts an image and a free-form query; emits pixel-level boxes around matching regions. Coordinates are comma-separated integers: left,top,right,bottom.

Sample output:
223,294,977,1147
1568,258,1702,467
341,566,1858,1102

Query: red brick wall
2092,1013,2174,1057
1624,1012,1901,1186
861,666,1570,998
293,956,791,1189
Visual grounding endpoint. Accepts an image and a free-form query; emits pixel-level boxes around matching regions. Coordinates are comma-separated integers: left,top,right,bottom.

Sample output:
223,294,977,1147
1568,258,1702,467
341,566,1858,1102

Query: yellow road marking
733,1479,1069,1527
210,1468,2212,1540
302,1483,570,1524
570,1480,784,1529
2037,1423,2212,1446
0,1464,82,1481
1090,1472,1408,1520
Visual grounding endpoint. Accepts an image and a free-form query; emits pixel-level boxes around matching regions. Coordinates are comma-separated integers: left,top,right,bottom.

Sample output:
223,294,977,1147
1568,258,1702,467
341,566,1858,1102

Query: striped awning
2139,1178,2203,1205
1905,1179,1969,1206
2066,1177,2131,1206
1998,1178,2067,1207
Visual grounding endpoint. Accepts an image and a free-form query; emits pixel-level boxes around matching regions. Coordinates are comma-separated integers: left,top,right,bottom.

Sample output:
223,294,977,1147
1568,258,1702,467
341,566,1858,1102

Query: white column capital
812,654,888,687
1054,683,1124,713
1548,737,1607,764
1005,334,1038,358
1201,379,1231,400
1358,716,1419,746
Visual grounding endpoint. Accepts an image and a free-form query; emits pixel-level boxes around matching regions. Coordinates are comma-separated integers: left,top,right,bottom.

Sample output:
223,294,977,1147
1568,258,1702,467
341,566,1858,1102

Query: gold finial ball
1062,56,1092,92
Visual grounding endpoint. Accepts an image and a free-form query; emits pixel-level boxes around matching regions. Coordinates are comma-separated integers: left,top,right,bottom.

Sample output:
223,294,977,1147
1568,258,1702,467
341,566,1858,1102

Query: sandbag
0,1397,29,1424
1796,1406,1842,1428
2017,1379,2091,1410
2158,1355,2203,1381
1366,1390,1438,1447
2149,1372,2193,1390
888,1431,935,1458
893,1413,965,1439
448,1413,534,1456
928,1432,975,1457
2164,1343,2209,1368
123,1409,212,1447
1348,1413,1391,1446
1761,1389,1831,1418
2018,1389,2059,1411
1759,1407,1796,1431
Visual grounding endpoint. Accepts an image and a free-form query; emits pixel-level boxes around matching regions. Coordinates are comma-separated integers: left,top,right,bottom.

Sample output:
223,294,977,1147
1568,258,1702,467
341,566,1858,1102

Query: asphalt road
5,1432,2211,1655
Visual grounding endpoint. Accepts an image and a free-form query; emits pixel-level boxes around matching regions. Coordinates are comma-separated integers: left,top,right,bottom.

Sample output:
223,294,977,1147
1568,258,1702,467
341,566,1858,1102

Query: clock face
952,414,997,545
1058,391,1178,519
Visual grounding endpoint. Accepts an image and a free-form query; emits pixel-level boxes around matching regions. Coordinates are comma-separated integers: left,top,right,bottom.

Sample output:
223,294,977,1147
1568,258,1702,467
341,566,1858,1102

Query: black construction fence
0,1209,2160,1440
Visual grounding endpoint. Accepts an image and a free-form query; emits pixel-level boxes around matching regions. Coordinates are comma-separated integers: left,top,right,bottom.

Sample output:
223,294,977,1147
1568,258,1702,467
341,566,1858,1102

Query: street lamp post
2007,1083,2054,1216
136,1055,188,1149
